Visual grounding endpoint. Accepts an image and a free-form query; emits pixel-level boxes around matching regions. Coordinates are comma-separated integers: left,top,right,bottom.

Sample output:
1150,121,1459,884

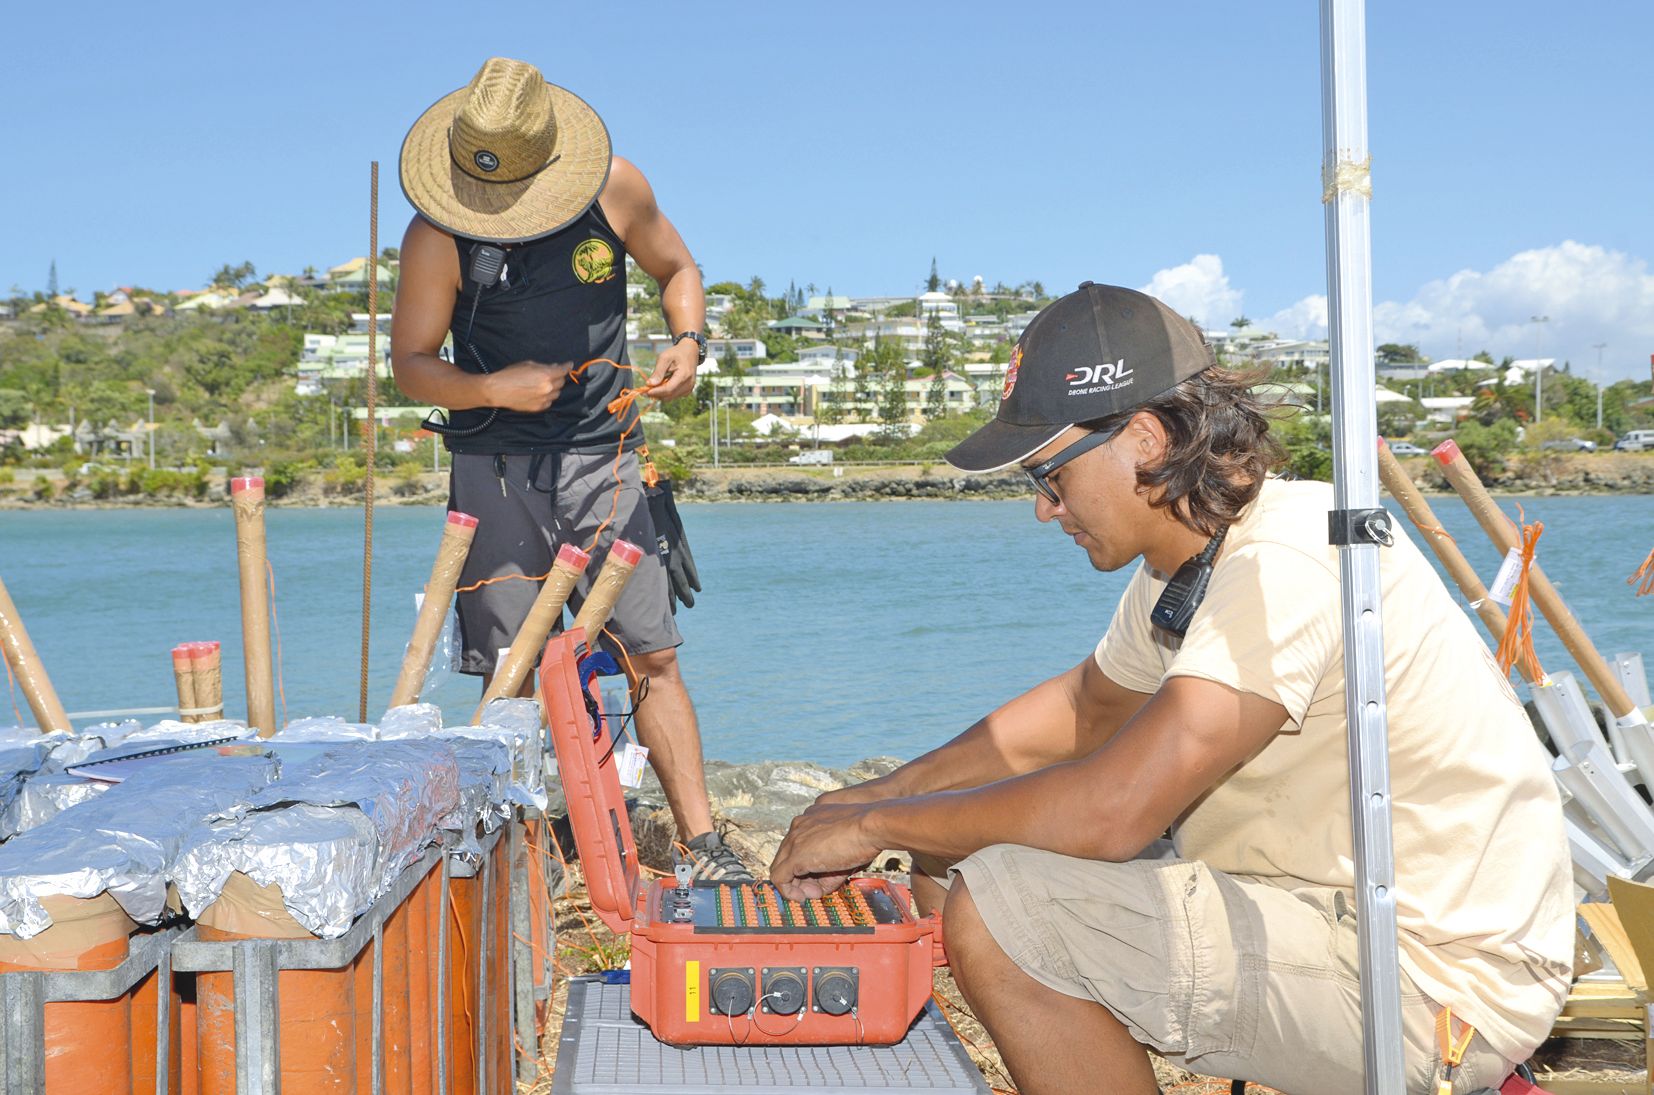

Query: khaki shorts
449,449,681,674
927,845,1513,1095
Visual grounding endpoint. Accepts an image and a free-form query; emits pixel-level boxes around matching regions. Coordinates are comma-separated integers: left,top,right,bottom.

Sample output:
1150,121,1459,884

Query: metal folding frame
0,925,181,1095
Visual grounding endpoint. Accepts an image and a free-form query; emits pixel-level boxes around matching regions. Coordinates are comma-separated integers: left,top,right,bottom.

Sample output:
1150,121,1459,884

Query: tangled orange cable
451,357,660,595
1631,544,1654,597
1495,514,1545,682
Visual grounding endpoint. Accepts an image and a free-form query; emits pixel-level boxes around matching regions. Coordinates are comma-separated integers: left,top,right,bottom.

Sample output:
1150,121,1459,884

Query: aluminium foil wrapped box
0,752,281,939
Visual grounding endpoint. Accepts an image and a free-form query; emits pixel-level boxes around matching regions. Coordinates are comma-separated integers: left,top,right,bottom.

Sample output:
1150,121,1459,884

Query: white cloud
1139,254,1243,330
1266,294,1328,340
1368,242,1654,381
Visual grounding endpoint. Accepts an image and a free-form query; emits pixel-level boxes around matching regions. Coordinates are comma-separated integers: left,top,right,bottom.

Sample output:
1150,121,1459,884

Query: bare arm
389,215,569,413
600,156,704,400
772,675,1288,900
826,656,1151,804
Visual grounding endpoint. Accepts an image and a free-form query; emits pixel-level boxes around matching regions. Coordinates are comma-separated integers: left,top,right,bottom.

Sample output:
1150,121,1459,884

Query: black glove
646,477,702,613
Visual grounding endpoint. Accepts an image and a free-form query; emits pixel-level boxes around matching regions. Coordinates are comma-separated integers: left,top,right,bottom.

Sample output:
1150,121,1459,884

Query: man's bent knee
630,646,680,678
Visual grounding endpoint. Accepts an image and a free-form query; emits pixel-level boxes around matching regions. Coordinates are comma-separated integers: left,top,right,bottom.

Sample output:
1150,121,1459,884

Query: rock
550,755,910,876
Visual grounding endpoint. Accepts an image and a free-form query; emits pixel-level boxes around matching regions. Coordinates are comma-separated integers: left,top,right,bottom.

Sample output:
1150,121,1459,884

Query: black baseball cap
945,282,1215,473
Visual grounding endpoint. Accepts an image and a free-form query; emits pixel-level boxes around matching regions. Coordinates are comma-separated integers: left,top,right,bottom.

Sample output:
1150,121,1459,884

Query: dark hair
1080,366,1284,538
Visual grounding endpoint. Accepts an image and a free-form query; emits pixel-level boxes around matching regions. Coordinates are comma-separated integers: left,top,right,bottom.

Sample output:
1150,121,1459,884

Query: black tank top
442,202,636,454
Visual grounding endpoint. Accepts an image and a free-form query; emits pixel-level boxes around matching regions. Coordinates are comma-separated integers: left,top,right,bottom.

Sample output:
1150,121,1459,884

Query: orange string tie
452,354,660,585
1630,544,1654,597
1494,511,1545,682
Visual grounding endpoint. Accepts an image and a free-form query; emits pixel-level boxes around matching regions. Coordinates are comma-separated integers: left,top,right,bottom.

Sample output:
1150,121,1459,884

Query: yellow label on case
685,960,701,1022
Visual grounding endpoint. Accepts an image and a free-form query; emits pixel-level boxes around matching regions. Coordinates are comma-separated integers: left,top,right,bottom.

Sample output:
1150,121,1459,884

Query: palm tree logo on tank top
572,238,616,284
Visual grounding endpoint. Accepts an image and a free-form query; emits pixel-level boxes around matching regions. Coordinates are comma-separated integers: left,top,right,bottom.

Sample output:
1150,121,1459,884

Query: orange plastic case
540,631,943,1047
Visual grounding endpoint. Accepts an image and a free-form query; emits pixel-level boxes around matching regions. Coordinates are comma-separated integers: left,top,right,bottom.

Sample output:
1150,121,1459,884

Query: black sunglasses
1023,418,1131,504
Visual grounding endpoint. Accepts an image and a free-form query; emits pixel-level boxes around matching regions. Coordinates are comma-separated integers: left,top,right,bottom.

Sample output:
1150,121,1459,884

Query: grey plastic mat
552,977,989,1094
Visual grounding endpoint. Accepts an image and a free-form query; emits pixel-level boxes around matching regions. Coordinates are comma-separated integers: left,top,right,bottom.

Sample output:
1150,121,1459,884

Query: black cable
593,675,650,768
422,263,499,438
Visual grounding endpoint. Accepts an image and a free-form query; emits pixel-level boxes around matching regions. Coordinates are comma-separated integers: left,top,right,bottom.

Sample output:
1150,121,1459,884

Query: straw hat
399,57,611,243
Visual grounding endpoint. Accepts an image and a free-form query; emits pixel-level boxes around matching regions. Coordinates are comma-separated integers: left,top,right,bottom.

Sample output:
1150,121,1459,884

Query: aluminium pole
1319,1,1406,1089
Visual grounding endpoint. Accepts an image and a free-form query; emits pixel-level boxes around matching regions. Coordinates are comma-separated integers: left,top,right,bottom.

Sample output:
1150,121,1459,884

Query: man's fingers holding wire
645,344,698,401
487,360,571,412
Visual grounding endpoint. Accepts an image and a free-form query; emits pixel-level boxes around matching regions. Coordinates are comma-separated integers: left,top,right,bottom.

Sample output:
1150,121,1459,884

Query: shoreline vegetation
1,452,1651,510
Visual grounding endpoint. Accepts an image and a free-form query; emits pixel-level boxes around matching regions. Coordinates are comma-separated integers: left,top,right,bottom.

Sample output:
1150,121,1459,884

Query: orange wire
447,882,474,1035
451,356,662,591
1631,544,1654,597
1495,509,1545,682
931,990,1018,1093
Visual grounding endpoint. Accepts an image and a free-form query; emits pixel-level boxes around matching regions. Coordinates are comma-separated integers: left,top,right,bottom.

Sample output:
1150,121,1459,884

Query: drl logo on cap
1066,358,1133,393
1000,345,1023,400
473,150,500,173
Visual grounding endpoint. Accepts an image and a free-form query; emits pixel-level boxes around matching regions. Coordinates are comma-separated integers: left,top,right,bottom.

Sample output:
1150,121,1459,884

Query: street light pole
145,388,155,469
1529,314,1549,424
1593,342,1607,431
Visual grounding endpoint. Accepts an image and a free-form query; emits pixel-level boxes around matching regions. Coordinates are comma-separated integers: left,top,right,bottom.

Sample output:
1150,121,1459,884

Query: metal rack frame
0,924,181,1093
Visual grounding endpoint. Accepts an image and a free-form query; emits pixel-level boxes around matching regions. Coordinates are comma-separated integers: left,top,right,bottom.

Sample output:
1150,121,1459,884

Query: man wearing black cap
770,285,1570,1093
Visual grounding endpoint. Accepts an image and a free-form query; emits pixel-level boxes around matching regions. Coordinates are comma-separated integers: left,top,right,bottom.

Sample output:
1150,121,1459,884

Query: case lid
540,629,642,934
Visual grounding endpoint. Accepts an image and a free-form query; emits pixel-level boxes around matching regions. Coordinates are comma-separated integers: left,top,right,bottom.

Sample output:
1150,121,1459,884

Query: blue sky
3,1,1650,380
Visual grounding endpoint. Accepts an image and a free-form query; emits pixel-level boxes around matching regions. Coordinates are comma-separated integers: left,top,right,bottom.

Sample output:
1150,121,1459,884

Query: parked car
1616,430,1654,452
1540,437,1598,453
1386,440,1427,456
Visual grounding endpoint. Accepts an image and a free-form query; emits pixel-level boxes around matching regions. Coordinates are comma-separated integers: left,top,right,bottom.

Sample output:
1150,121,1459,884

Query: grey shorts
448,450,681,675
923,846,1514,1095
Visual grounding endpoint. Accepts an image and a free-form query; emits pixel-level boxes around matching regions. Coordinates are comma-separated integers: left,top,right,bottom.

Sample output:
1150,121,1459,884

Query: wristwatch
672,330,708,365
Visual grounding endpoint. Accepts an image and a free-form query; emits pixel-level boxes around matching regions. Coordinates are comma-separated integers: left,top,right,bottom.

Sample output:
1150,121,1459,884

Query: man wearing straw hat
772,285,1572,1093
392,58,750,882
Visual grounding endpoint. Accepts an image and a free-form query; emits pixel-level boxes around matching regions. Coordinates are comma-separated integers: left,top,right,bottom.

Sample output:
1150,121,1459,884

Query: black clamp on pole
1328,507,1394,547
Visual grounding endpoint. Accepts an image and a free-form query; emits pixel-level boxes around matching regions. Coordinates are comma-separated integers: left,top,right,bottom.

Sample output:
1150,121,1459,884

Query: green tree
926,258,941,293
1376,343,1422,364
0,389,31,430
871,336,908,438
1452,419,1519,479
821,285,839,341
47,260,58,298
1230,316,1252,330
921,312,952,420
211,261,257,290
1275,411,1332,481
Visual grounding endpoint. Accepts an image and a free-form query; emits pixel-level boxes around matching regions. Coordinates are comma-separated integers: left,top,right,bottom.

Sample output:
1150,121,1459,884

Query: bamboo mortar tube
230,477,278,737
190,641,223,722
389,511,480,710
1377,441,1524,671
1432,440,1641,720
570,539,645,642
472,543,592,722
171,644,199,723
0,573,72,733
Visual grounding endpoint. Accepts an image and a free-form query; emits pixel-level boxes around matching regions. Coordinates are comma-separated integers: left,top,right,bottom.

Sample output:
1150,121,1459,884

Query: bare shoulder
598,156,659,238
400,214,461,290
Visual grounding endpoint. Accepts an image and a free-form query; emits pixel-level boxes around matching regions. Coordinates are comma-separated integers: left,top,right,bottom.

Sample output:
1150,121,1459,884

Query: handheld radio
1149,527,1227,638
422,243,508,438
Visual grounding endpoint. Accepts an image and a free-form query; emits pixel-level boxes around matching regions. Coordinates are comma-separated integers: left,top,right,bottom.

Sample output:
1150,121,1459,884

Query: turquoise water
1,493,1650,766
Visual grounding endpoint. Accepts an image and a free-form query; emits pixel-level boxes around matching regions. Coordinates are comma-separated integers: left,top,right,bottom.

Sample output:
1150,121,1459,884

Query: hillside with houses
2,255,1651,504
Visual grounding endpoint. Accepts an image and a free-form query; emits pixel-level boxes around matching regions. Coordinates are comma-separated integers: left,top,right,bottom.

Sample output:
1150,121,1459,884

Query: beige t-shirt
1095,477,1573,1062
